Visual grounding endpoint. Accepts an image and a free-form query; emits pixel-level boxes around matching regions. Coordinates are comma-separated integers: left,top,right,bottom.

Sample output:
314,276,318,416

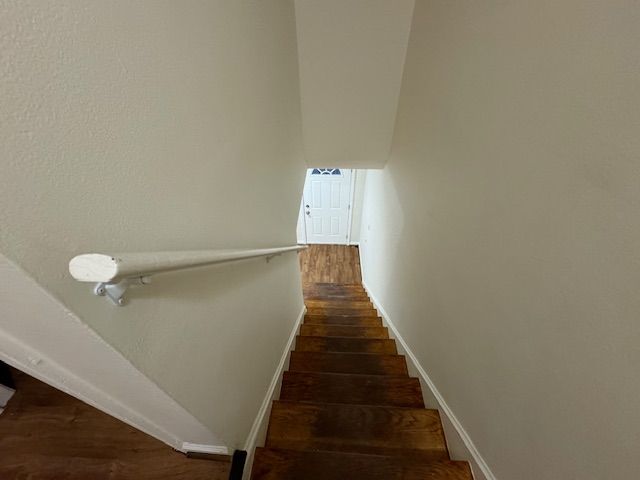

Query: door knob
305,204,310,208
306,211,310,216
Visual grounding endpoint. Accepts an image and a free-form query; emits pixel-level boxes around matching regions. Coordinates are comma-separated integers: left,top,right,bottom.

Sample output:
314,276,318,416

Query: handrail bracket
94,276,151,306
265,253,283,263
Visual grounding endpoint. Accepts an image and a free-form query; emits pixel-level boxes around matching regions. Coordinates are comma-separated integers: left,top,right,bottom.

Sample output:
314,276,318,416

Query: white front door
302,168,352,244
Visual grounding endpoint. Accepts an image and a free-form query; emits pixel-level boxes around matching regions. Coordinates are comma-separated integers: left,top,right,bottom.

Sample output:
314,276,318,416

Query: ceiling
295,0,415,168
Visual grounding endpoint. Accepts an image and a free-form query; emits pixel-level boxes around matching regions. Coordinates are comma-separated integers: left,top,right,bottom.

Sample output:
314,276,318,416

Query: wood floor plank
289,351,408,376
0,369,229,480
299,324,389,339
280,372,424,408
295,336,397,354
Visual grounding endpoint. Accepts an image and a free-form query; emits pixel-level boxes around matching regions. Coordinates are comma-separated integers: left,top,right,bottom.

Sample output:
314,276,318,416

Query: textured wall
1,0,305,448
359,1,640,478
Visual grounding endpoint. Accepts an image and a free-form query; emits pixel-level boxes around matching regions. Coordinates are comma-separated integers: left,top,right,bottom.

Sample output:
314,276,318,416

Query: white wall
295,0,414,168
359,1,640,479
0,0,305,449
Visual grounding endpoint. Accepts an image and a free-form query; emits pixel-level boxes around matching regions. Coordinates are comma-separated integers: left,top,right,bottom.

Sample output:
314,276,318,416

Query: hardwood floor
299,244,362,284
0,368,230,480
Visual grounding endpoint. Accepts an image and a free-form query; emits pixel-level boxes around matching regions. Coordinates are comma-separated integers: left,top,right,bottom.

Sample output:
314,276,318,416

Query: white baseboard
362,281,496,480
182,442,229,456
242,304,306,480
0,254,225,453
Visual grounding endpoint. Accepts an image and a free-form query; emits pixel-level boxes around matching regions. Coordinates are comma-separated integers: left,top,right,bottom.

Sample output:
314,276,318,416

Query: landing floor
299,244,362,284
0,368,229,480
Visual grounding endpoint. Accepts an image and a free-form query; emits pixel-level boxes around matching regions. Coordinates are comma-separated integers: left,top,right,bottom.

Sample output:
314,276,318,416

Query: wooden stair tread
305,307,379,317
300,324,388,339
267,401,447,458
251,448,473,480
303,287,366,294
304,314,383,326
303,293,370,300
289,351,408,376
295,336,397,354
305,299,373,309
280,372,424,408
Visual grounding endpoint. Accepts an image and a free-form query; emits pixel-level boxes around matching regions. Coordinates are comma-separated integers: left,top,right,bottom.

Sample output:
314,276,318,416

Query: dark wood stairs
250,282,473,479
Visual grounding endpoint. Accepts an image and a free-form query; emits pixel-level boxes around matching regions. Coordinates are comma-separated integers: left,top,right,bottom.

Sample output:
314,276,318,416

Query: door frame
297,198,307,244
346,170,357,245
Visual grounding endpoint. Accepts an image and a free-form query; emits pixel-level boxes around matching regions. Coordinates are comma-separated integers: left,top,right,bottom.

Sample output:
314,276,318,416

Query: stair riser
305,307,379,317
304,299,369,305
305,300,373,309
289,352,408,376
299,325,389,339
304,292,371,302
303,315,383,326
304,284,366,289
280,372,424,408
295,336,397,354
289,352,409,377
266,438,447,461
303,290,367,297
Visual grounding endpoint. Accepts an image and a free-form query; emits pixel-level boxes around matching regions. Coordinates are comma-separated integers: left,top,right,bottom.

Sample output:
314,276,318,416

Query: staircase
251,282,473,479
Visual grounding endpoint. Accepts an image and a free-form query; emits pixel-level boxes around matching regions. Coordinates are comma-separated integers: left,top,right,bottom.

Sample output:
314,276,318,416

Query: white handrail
69,245,306,306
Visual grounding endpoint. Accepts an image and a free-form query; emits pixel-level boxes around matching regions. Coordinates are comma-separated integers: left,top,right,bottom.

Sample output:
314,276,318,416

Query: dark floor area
0,367,229,480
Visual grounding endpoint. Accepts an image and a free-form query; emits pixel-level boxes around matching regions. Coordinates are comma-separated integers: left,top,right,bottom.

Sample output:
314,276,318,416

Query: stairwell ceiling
295,0,415,168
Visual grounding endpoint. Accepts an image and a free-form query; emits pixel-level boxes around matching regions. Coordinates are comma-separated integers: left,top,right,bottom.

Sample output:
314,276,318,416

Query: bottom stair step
251,448,473,480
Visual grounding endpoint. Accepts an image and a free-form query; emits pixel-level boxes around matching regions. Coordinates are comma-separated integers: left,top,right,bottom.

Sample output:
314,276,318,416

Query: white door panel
302,168,352,244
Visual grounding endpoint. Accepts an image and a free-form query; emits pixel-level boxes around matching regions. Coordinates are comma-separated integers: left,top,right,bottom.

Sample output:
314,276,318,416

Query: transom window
311,168,342,175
